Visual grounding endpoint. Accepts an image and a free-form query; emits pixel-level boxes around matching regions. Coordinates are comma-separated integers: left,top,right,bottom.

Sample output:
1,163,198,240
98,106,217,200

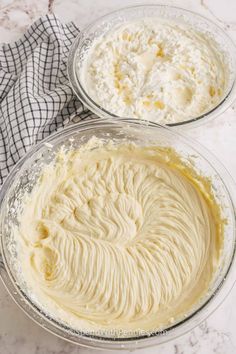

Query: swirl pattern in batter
17,141,222,334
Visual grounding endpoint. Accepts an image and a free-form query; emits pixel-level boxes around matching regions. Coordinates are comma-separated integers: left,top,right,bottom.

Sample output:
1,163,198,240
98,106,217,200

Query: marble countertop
0,0,236,353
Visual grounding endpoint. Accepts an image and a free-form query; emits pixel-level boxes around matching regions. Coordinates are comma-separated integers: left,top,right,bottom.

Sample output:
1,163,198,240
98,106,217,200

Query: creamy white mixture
15,141,223,334
81,19,227,124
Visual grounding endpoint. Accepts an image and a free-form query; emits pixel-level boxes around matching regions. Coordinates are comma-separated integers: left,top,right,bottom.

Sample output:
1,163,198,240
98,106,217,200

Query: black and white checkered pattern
0,14,93,185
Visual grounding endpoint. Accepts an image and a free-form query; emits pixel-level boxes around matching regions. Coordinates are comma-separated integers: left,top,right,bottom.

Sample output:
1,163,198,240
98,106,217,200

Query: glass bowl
0,117,236,350
68,5,236,129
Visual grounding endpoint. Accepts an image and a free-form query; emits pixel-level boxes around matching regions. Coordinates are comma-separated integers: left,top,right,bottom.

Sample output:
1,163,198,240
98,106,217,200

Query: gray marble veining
0,1,236,353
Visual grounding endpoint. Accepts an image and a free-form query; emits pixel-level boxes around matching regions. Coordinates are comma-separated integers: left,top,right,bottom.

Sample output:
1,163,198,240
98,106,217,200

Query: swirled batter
81,19,227,124
16,141,223,335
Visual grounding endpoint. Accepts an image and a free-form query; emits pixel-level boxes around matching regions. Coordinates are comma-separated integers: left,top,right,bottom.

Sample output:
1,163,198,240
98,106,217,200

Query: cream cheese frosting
16,141,223,335
81,19,227,124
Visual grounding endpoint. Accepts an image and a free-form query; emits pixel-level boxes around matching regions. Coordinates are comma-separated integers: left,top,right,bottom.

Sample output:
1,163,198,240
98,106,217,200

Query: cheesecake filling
16,141,223,335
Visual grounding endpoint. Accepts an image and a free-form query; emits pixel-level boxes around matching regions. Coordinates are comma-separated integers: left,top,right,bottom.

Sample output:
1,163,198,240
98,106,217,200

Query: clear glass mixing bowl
0,118,236,350
68,5,236,129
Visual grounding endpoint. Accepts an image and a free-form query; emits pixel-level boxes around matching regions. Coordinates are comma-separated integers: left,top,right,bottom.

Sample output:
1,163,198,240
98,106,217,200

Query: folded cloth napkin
0,14,93,185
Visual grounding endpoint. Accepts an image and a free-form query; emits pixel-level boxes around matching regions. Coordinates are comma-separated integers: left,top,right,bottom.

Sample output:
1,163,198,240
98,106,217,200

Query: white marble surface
0,0,236,353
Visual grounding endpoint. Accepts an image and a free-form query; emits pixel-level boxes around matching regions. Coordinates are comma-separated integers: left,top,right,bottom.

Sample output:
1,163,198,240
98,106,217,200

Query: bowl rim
67,4,236,129
0,117,236,349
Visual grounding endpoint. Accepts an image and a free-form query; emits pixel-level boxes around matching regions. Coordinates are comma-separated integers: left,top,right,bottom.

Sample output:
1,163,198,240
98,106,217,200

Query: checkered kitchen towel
0,14,93,185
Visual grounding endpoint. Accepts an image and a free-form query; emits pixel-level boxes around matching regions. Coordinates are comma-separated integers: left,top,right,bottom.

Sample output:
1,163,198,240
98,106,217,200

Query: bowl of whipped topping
0,118,236,349
68,5,236,127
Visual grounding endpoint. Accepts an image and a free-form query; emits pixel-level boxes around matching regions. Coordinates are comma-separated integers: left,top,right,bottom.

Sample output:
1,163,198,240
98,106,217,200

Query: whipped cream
81,19,227,124
15,141,223,334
